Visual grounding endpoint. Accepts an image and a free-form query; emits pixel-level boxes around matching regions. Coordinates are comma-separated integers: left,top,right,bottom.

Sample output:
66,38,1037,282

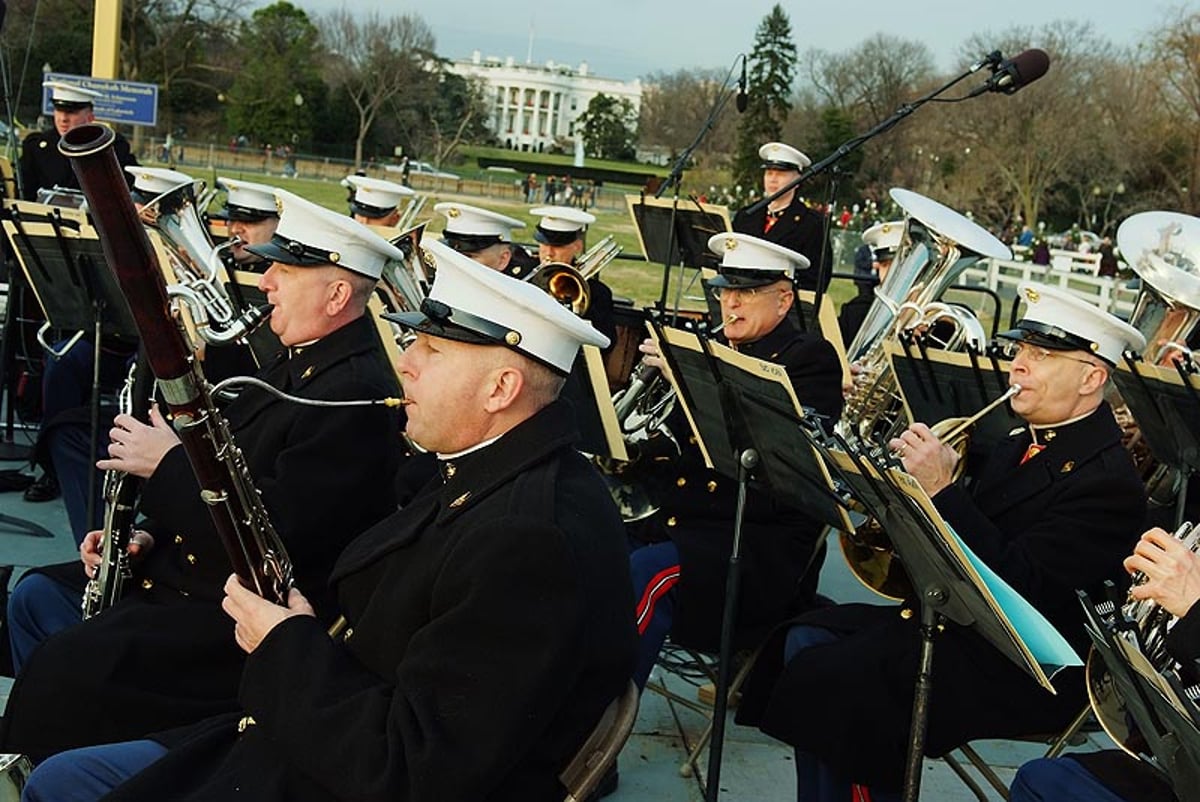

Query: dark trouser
21,739,166,802
629,541,680,689
1010,757,1130,802
784,624,900,802
7,572,82,674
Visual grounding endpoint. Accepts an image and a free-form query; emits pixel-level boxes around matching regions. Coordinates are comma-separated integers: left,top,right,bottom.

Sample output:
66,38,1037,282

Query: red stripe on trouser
635,565,681,635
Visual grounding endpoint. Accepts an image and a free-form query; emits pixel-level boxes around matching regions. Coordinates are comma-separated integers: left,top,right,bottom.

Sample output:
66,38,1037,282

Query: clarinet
82,356,150,619
61,124,292,604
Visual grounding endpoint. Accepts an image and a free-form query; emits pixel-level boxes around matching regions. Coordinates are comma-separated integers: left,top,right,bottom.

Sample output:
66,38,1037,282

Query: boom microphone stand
651,55,744,318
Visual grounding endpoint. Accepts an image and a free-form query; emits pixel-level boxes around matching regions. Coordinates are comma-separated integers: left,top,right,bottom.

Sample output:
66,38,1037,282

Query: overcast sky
279,0,1171,82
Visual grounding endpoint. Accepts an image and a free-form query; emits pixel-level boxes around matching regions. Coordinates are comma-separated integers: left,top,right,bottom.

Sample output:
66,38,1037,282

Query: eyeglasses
709,286,785,301
996,340,1102,367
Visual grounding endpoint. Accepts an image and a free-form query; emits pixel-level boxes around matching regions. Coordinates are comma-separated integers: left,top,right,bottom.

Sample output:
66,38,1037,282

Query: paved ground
0,430,1114,799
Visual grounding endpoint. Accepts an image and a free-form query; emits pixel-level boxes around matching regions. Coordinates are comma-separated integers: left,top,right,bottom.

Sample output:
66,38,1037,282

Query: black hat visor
761,160,800,172
441,232,504,255
534,224,581,246
706,266,792,289
350,200,397,219
995,320,1106,362
246,233,340,268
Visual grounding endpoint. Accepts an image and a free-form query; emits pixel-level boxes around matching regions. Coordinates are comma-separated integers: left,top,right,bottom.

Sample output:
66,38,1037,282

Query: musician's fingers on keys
890,423,959,495
638,338,665,370
1126,529,1200,617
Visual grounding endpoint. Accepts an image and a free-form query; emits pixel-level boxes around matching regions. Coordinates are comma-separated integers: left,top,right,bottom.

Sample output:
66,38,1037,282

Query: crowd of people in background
521,172,597,211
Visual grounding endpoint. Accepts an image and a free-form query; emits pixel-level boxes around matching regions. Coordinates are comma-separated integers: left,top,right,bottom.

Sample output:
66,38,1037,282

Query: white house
447,51,642,153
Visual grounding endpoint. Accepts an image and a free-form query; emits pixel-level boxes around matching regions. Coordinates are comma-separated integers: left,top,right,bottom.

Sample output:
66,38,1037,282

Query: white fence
960,258,1139,320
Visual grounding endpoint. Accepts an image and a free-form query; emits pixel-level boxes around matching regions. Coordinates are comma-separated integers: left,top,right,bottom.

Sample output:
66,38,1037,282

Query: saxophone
61,124,292,604
81,357,150,619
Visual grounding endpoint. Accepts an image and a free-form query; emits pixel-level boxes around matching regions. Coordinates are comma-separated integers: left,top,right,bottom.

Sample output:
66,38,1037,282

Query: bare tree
320,9,435,170
121,0,244,129
637,67,739,167
1143,7,1200,215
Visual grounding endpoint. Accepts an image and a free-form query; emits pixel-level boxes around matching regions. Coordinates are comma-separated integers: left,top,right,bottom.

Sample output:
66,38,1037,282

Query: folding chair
940,705,1093,801
644,644,763,782
560,679,640,802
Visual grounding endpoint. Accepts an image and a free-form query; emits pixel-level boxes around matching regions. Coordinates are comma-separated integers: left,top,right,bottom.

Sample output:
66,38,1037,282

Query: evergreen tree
577,93,638,161
224,2,325,148
733,4,798,192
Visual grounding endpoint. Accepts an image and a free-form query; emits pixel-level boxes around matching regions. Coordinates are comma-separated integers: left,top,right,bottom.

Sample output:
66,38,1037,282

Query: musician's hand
127,530,154,561
889,422,959,496
844,361,867,399
80,530,103,576
1126,528,1200,618
222,574,315,654
97,405,180,479
638,338,664,370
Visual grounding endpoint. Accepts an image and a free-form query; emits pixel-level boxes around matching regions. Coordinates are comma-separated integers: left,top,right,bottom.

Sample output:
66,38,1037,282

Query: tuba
527,235,622,315
1113,211,1200,505
840,188,1011,448
1119,211,1200,368
138,179,268,346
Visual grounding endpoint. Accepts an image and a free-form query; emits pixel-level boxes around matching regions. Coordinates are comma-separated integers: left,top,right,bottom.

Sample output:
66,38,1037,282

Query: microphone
968,48,1050,98
736,56,748,113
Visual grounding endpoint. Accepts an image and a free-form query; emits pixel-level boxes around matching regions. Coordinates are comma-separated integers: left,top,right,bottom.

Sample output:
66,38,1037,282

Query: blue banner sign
42,72,159,128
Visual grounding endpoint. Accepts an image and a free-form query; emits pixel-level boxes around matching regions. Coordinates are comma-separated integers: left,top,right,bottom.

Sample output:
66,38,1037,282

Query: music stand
813,436,1079,802
626,195,729,314
0,214,36,461
1081,589,1200,802
1,202,136,538
888,341,1020,457
561,346,628,462
1112,357,1200,526
650,322,850,800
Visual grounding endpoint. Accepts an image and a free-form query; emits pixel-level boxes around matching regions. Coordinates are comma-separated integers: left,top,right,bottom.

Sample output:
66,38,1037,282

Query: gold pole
91,0,124,79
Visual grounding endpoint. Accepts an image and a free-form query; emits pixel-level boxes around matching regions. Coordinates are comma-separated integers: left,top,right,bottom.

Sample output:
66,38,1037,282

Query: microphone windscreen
1011,49,1050,88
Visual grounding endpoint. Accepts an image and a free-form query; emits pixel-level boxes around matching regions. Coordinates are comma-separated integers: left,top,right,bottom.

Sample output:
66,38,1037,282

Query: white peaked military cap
862,220,905,261
434,202,526,252
529,205,595,245
125,166,196,201
998,282,1146,366
344,174,414,218
385,239,609,374
44,80,102,109
758,142,811,172
706,232,809,289
217,177,279,221
245,190,402,280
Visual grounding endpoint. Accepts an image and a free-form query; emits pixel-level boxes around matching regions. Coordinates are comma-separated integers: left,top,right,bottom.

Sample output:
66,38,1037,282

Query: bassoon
61,123,292,604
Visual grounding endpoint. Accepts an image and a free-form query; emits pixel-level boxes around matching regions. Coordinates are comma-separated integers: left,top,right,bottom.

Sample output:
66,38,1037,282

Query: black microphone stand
741,52,1002,222
652,54,745,316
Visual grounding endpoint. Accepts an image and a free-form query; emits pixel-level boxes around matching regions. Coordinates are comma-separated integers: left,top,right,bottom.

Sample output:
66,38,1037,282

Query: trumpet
527,235,622,315
840,384,1022,600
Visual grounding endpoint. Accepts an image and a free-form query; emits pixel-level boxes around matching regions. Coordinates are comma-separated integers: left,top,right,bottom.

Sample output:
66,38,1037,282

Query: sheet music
652,324,852,532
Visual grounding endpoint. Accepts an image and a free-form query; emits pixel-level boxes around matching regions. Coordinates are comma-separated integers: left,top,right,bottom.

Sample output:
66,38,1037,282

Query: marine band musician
738,282,1150,802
